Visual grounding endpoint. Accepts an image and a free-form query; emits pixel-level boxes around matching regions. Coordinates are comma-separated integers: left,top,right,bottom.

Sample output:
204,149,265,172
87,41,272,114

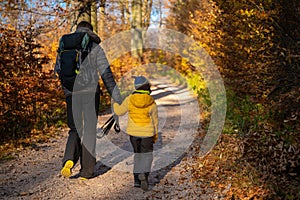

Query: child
113,76,158,191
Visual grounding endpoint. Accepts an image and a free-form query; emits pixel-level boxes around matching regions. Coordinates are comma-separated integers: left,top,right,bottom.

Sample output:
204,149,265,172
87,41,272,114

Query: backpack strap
58,37,64,53
81,33,90,50
76,33,91,71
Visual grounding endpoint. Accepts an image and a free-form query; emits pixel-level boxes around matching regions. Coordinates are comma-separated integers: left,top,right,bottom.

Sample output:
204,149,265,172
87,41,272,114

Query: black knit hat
134,76,151,91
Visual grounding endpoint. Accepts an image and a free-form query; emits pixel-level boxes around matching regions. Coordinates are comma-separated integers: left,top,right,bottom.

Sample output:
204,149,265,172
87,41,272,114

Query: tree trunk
131,0,143,60
69,0,91,32
99,0,106,38
77,0,91,23
143,0,152,27
69,0,77,32
119,0,127,25
159,0,163,27
91,1,98,33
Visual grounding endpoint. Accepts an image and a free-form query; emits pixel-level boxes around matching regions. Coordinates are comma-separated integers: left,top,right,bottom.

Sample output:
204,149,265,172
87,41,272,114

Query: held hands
113,114,119,124
153,132,158,143
112,103,119,125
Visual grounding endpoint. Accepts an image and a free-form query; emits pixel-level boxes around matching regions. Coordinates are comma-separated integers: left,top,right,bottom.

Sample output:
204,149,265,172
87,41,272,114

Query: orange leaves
187,134,270,199
0,23,65,145
210,181,216,187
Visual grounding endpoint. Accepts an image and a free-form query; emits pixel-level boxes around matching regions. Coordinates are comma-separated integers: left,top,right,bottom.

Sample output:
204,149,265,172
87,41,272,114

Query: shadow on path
95,79,199,189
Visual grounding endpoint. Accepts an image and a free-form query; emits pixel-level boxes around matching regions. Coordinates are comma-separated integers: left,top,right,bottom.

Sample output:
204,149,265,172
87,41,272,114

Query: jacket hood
130,94,154,108
76,27,101,44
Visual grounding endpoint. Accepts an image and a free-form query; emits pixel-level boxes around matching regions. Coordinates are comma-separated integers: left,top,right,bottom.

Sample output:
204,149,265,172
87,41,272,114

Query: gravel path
0,78,219,200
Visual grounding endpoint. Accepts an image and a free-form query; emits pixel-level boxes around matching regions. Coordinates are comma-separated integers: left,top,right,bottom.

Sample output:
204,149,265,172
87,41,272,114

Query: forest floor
0,78,269,200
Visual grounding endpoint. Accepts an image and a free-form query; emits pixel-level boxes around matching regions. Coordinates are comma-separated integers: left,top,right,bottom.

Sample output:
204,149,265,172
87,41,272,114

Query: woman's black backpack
56,32,93,91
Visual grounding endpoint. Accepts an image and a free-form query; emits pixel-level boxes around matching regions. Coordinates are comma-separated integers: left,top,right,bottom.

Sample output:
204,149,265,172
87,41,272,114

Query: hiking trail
0,78,221,200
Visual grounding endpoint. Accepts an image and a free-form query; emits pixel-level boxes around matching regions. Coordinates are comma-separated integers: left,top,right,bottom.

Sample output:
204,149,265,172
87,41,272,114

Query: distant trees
66,0,154,60
68,0,96,31
0,0,166,144
131,0,153,60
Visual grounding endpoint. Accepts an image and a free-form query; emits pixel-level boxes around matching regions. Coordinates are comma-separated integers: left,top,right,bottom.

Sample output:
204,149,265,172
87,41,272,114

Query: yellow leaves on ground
190,134,269,199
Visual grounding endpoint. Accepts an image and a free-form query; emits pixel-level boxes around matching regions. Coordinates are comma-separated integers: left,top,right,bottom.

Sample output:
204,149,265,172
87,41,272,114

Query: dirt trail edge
0,78,221,200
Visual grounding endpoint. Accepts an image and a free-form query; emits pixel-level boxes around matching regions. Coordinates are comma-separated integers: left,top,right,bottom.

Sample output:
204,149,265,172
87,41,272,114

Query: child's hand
153,133,158,143
112,103,118,115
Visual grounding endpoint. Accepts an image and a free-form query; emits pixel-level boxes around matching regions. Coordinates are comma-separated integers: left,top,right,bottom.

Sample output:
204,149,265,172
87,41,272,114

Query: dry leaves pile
191,133,270,200
143,130,270,199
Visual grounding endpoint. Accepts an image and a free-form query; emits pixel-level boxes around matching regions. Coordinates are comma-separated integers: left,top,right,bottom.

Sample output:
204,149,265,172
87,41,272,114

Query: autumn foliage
0,0,299,198
167,0,300,198
0,24,65,145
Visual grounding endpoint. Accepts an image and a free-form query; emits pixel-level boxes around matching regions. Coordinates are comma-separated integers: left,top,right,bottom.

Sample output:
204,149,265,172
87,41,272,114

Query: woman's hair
76,21,93,31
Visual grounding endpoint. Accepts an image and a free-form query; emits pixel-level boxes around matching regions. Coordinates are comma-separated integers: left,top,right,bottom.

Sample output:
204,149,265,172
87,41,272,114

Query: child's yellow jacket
113,93,158,138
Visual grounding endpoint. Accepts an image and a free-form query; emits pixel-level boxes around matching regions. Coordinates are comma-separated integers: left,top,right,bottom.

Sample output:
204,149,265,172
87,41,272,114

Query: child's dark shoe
134,182,141,188
138,173,148,191
134,173,141,187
